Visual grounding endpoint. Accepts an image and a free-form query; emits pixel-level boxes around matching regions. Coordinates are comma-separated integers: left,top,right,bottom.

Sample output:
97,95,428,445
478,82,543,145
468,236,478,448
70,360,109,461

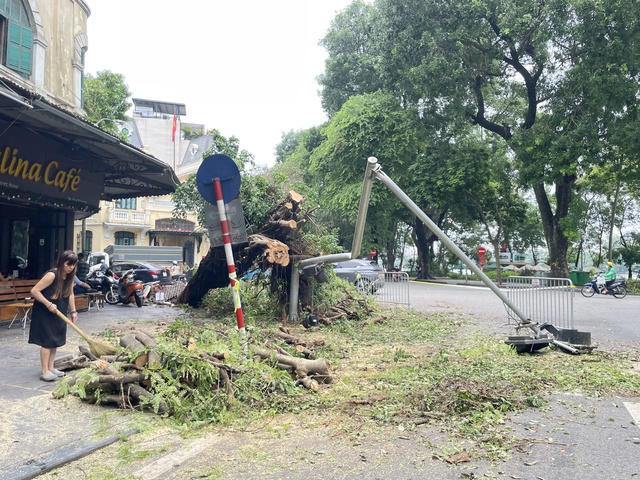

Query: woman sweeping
29,250,79,382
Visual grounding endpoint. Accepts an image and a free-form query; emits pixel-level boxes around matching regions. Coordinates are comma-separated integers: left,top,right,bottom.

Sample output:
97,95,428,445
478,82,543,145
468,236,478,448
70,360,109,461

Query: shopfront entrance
0,202,74,280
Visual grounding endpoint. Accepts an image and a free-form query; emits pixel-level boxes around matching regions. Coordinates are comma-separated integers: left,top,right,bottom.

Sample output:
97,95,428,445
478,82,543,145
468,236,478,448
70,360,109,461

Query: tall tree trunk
533,175,575,278
574,239,583,268
492,241,503,285
607,178,621,261
413,221,433,279
385,219,398,271
412,209,447,279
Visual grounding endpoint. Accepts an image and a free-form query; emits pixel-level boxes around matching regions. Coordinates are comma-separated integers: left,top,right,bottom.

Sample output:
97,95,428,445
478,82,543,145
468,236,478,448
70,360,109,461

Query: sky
85,0,354,167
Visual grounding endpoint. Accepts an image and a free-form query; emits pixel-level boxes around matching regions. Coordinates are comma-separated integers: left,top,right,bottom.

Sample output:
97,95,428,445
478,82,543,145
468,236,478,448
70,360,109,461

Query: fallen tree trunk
54,353,90,371
177,189,314,310
254,348,333,382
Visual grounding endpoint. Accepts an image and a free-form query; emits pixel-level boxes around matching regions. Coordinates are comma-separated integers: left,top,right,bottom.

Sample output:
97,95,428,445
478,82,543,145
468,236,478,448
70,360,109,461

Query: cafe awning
0,82,179,201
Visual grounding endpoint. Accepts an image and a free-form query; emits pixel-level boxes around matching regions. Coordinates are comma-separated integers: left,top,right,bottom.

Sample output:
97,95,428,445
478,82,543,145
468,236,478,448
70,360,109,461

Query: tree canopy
83,70,132,135
317,0,640,276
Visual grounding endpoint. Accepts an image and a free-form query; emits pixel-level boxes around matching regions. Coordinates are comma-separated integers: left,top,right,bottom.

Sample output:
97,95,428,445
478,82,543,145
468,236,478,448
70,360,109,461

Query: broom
55,310,118,357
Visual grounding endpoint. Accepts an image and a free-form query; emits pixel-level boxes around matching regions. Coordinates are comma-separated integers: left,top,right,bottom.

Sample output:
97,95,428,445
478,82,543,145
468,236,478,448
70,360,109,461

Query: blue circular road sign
196,154,241,205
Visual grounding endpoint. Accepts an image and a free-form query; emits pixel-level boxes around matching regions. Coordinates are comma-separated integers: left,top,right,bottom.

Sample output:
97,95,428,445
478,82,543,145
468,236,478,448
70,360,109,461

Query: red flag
171,114,177,142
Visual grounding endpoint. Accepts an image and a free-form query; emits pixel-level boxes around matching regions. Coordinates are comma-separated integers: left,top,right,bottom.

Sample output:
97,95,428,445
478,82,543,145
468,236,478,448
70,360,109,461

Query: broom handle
54,310,94,344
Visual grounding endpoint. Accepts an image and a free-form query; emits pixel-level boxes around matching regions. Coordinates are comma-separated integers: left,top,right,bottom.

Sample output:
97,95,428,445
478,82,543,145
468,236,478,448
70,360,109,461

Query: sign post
213,177,245,332
196,154,245,333
478,247,487,267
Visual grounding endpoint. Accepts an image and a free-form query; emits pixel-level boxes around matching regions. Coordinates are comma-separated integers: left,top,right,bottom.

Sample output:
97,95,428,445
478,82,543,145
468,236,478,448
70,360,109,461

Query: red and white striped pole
213,177,245,332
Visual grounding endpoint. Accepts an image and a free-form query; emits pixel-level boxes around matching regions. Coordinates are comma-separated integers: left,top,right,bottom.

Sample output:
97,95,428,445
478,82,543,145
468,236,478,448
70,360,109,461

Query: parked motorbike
581,274,627,299
86,269,119,305
117,269,145,307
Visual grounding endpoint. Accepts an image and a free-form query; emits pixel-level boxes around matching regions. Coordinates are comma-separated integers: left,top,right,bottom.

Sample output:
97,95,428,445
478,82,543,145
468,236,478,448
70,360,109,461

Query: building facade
0,1,178,279
74,98,211,268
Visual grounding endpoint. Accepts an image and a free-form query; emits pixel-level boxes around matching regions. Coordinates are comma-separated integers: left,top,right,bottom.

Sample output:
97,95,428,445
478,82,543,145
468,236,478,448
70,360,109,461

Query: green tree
616,232,640,279
275,129,304,164
83,70,132,135
203,128,255,172
317,0,383,116
321,0,640,277
308,92,424,268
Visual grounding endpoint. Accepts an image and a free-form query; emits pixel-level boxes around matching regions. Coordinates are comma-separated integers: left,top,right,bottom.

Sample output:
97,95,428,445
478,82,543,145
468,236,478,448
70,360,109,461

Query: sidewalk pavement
0,303,183,480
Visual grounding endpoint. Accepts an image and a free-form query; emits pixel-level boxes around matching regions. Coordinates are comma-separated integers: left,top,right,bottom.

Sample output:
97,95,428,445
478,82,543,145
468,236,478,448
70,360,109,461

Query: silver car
331,259,385,293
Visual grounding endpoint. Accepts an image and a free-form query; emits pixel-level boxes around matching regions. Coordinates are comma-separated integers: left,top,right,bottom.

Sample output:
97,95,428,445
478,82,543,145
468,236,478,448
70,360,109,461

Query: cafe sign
0,125,105,210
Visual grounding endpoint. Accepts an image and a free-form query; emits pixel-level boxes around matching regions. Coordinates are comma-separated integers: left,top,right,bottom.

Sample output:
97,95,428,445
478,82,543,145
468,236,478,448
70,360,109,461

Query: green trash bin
570,270,590,286
577,271,591,285
569,270,578,285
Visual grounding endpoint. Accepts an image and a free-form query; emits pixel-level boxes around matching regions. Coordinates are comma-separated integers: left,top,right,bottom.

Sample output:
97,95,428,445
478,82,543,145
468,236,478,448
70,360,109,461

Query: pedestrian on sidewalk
29,250,79,382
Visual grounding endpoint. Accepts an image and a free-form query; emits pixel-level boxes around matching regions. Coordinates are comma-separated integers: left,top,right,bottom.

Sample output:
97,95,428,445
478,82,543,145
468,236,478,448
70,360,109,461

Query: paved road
406,279,640,349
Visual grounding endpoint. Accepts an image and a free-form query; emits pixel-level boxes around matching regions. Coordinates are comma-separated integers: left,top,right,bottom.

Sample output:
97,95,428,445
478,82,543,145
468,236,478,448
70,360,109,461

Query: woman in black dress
29,250,79,382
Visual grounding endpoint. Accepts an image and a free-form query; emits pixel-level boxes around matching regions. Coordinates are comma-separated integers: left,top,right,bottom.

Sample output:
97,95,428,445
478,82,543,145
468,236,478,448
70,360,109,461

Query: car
110,261,172,285
331,259,385,293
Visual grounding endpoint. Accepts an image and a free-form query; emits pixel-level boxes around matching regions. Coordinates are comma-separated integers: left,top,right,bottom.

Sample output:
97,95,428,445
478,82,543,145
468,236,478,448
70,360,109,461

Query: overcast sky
85,0,353,167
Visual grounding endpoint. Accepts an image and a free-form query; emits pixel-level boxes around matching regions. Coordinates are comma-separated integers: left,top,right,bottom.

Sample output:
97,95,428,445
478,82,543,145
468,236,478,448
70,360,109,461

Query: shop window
0,0,33,78
77,230,93,253
115,231,135,245
115,198,136,210
10,219,28,274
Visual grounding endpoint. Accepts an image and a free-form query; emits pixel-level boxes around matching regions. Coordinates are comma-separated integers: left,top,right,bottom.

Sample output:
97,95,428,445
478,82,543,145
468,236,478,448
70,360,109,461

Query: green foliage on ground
55,281,640,460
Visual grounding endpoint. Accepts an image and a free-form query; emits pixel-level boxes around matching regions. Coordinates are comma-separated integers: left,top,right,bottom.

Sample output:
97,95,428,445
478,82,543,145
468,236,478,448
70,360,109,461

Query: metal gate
374,271,410,306
506,276,574,330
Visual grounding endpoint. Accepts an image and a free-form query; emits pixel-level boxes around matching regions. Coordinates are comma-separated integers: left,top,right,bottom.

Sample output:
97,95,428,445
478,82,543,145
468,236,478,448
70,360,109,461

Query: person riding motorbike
602,261,617,294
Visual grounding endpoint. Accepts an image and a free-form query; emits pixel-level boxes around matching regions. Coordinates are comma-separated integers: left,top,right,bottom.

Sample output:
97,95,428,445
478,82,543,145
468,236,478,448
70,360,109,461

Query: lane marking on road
411,281,489,290
623,402,640,428
133,436,217,479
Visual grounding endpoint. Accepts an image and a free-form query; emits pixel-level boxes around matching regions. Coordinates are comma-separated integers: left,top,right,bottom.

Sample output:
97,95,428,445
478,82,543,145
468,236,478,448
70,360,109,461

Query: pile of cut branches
315,291,376,325
53,320,333,422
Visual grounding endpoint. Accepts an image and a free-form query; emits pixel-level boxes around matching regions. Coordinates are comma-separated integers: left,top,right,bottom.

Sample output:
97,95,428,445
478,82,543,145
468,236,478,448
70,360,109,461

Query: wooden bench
0,279,89,324
0,279,38,325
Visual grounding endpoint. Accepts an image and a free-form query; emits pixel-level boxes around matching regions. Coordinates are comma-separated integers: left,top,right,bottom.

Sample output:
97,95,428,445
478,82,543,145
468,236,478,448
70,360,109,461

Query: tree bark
254,348,333,381
412,208,447,279
54,354,90,371
533,178,574,278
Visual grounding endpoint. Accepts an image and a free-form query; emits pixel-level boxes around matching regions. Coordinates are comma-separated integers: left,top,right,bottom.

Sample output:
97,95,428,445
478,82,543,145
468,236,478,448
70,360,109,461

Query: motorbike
86,269,119,305
581,274,627,299
117,269,145,307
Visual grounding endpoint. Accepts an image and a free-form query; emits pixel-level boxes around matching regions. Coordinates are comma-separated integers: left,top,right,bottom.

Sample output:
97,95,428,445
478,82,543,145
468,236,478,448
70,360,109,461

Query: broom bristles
90,341,118,357
55,310,117,357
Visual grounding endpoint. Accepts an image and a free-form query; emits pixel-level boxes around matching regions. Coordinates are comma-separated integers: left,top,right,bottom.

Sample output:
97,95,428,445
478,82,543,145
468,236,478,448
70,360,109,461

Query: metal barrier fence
374,271,410,306
150,281,186,304
505,276,574,329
